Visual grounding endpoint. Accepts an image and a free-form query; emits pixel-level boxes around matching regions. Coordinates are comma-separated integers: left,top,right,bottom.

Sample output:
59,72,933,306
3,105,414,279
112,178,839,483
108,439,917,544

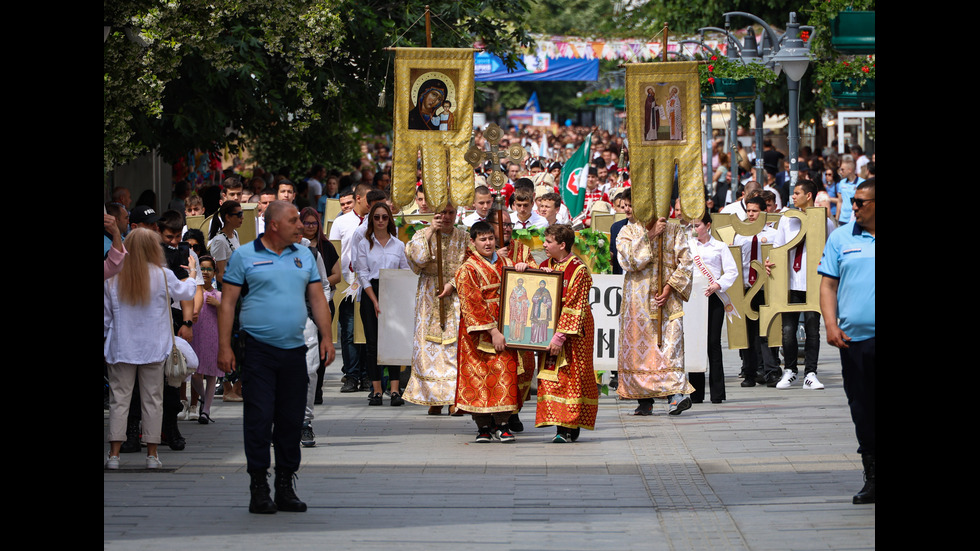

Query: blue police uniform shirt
818,221,875,342
223,235,321,349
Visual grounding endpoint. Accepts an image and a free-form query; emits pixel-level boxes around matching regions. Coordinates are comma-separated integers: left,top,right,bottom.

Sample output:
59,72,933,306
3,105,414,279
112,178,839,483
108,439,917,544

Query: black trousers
781,290,821,374
360,279,393,383
742,291,764,379
707,294,726,402
840,337,875,455
242,334,308,474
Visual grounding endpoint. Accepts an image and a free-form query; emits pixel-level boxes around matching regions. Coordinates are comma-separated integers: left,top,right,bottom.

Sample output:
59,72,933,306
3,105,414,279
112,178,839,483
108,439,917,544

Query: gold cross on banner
464,123,526,191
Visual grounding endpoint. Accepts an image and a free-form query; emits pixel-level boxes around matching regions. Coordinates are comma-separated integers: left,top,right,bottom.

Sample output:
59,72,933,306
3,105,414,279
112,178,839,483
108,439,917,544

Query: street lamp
725,11,815,188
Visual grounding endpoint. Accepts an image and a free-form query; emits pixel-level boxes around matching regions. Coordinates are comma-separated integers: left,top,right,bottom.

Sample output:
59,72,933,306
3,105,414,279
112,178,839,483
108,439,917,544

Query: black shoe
359,379,372,392
301,423,316,448
390,392,404,406
249,471,277,514
475,427,493,443
755,373,767,385
162,423,186,451
198,412,214,424
633,403,653,416
495,424,516,443
568,427,580,442
339,380,359,393
508,413,524,432
853,454,875,504
609,373,619,390
368,392,383,406
120,419,141,453
765,374,781,387
740,378,757,388
274,469,307,512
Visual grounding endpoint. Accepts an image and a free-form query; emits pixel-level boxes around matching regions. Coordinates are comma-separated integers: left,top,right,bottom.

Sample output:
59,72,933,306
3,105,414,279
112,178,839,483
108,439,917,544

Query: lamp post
724,11,815,188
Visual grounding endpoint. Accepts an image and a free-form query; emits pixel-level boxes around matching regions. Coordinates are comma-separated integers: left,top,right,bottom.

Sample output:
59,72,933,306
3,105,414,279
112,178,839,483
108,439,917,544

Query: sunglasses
228,211,244,218
851,197,874,209
373,215,389,221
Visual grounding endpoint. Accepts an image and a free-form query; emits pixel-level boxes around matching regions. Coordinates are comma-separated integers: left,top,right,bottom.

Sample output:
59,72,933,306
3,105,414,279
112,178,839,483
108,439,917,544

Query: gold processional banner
393,48,475,213
625,62,704,224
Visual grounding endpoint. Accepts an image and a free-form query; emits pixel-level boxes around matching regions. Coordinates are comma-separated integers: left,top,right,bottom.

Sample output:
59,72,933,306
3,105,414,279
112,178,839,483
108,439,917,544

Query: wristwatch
180,320,194,328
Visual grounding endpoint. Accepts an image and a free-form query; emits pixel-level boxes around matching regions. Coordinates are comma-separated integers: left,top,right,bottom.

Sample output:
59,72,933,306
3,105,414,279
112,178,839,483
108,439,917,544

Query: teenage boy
536,225,599,442
510,188,547,230
462,185,494,227
454,221,526,443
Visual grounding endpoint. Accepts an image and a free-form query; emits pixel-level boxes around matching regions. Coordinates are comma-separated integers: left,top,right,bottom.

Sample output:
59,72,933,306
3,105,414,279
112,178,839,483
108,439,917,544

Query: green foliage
595,370,609,396
804,0,875,61
105,0,534,172
804,0,876,107
512,226,545,241
105,0,345,171
574,228,611,274
529,0,805,37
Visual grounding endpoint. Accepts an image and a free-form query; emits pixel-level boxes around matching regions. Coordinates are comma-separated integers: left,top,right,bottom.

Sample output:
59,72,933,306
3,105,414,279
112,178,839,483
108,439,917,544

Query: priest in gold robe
403,203,469,414
616,215,695,416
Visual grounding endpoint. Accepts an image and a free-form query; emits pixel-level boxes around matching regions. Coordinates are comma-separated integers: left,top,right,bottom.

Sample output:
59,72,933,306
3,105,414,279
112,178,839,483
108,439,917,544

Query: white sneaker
105,455,120,470
803,373,825,390
776,369,797,389
177,400,189,421
146,455,163,469
188,403,199,421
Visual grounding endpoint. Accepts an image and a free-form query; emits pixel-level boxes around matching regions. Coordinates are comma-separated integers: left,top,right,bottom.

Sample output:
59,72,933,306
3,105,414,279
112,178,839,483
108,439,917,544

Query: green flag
559,133,592,218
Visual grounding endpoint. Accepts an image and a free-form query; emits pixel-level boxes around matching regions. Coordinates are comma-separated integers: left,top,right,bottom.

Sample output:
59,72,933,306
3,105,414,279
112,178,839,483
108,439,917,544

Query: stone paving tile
106,333,872,550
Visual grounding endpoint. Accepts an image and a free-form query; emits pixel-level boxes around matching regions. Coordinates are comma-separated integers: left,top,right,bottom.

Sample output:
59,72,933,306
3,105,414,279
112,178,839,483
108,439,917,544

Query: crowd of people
104,123,874,508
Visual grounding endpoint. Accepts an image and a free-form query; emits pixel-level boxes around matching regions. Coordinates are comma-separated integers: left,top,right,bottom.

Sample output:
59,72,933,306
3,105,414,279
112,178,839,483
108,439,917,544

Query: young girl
190,256,222,424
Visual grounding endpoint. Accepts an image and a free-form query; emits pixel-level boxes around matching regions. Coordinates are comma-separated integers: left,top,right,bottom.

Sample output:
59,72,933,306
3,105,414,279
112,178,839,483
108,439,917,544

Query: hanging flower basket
830,78,875,105
717,77,756,100
831,11,876,55
699,56,773,104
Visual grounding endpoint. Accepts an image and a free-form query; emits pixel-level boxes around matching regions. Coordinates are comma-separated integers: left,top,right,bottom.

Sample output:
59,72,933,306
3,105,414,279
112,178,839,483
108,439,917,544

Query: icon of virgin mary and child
408,78,454,131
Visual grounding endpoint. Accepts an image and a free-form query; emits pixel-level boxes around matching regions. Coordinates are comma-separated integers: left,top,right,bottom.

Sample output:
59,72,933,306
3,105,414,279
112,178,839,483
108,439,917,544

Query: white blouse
689,237,738,293
104,264,197,365
352,231,409,294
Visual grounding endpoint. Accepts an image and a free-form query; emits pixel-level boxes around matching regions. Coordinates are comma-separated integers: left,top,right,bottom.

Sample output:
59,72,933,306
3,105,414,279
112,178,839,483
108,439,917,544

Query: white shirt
732,226,777,287
689,237,738,292
720,200,747,221
307,178,323,203
763,184,783,209
329,210,366,283
533,203,572,225
352,232,409,296
104,264,197,365
462,211,491,228
772,209,836,291
511,210,548,230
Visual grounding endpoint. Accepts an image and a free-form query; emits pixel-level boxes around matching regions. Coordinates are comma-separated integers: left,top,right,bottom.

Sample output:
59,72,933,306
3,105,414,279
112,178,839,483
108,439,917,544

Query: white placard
377,269,418,366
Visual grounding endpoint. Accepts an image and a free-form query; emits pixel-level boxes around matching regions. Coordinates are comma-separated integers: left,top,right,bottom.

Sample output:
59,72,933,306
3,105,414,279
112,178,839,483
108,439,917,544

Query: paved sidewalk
105,337,874,550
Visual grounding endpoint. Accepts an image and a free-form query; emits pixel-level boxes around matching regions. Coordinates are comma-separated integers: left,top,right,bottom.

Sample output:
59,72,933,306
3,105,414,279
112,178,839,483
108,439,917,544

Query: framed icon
499,267,563,351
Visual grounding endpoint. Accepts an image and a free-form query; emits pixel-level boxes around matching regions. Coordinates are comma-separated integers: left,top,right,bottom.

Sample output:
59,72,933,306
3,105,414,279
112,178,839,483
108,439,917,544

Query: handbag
162,267,195,386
